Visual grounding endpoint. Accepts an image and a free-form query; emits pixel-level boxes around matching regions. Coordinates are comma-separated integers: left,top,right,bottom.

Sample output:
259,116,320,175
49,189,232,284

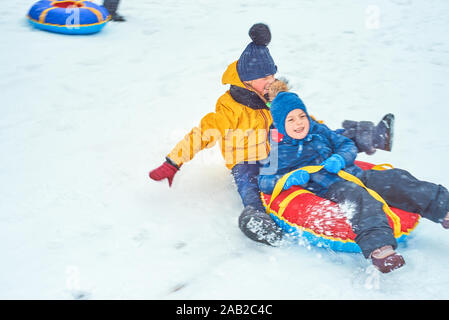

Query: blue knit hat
237,23,277,81
270,92,309,136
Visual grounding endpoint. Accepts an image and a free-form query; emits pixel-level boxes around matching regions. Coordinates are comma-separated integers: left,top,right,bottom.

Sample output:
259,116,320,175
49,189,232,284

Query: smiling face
245,75,275,96
285,109,310,140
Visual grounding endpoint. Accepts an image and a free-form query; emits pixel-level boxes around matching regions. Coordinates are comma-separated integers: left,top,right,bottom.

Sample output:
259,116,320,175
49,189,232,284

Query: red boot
370,246,405,273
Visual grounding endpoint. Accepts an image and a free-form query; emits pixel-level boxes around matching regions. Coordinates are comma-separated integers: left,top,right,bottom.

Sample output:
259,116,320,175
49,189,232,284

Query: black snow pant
103,0,121,14
324,168,449,258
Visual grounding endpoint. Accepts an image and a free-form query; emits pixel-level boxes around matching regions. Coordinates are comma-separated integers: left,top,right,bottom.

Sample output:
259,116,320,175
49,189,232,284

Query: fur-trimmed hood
268,78,290,102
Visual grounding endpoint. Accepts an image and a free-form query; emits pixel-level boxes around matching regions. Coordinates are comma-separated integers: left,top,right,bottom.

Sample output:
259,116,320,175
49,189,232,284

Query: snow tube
261,161,421,253
27,0,110,35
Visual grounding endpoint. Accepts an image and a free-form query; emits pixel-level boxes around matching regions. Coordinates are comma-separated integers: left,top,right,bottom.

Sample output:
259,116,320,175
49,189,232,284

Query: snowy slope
1,0,449,299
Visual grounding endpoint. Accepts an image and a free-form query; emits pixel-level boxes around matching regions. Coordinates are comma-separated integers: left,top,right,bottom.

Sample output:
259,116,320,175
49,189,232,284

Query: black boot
373,113,394,152
110,12,126,22
342,113,395,155
442,212,449,229
103,0,125,22
238,206,284,246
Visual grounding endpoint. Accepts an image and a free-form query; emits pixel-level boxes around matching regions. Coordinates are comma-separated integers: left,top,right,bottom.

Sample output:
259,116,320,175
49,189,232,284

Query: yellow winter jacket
167,61,273,170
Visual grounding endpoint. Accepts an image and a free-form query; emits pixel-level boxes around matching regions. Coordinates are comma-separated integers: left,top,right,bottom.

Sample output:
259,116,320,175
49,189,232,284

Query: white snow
1,0,449,299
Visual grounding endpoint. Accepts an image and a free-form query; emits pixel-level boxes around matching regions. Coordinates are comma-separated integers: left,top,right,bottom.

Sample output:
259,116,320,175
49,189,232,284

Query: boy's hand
149,160,179,187
284,170,310,190
321,154,345,174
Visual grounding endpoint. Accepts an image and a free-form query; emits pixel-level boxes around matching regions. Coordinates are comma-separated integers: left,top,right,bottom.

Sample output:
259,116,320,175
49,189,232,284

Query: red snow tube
261,161,421,252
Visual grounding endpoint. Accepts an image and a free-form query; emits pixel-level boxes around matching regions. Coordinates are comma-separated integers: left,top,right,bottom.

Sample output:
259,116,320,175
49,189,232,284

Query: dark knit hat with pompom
237,23,277,81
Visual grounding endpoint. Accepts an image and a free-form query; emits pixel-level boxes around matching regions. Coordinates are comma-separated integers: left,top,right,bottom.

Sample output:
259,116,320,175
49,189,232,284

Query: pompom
249,23,271,46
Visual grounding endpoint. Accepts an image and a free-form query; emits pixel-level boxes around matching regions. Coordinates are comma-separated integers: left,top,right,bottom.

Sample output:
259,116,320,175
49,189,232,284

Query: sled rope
266,165,322,216
266,165,402,237
277,189,312,218
371,163,394,171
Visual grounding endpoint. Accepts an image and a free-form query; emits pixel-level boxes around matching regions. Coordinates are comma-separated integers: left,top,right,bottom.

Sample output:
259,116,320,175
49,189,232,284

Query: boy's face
246,75,275,96
285,109,310,140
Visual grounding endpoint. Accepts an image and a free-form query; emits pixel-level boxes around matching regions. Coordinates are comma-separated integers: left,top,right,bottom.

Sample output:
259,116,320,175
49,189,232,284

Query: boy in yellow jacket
149,24,395,245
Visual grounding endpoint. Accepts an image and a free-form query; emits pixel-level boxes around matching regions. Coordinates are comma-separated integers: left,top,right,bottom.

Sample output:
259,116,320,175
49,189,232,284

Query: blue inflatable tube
27,0,110,35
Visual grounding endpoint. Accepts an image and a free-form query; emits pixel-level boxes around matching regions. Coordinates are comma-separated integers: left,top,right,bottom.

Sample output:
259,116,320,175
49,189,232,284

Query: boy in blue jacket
258,92,449,273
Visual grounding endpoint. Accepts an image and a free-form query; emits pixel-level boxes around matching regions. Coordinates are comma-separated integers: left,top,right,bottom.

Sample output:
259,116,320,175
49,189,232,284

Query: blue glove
283,170,310,190
321,154,346,174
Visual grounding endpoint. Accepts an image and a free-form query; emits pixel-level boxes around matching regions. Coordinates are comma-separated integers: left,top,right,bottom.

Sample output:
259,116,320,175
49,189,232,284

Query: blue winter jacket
258,120,363,196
